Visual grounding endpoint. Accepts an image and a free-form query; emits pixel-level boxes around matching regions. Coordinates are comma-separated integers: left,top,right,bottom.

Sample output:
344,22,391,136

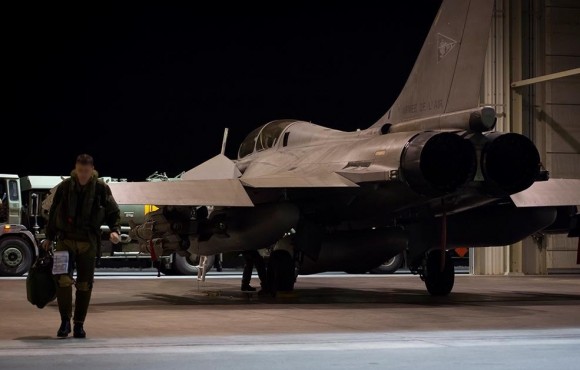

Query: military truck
0,173,201,276
0,174,38,276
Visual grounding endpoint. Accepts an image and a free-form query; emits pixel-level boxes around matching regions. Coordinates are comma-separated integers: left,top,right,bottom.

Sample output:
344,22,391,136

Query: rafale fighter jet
108,0,579,295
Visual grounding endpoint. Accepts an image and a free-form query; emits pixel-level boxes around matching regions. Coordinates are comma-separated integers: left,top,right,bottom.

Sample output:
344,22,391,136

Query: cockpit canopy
238,119,296,159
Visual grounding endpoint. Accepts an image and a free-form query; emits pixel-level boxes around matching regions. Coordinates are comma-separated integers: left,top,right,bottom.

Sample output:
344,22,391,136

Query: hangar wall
472,0,580,275
540,0,580,272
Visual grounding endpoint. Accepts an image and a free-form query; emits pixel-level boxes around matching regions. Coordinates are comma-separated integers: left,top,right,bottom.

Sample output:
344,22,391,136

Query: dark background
4,1,441,180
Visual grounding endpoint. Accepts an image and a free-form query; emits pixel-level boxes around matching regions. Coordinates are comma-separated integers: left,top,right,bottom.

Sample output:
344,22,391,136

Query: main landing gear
418,249,455,296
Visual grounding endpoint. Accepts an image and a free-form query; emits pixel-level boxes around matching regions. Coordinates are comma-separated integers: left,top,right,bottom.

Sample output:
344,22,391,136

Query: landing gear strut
420,250,455,296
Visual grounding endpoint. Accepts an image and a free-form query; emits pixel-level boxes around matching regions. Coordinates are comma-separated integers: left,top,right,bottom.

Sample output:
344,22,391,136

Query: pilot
241,249,269,294
43,154,121,338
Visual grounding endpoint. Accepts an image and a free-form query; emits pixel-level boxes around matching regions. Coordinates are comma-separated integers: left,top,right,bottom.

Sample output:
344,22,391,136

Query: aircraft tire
424,250,454,296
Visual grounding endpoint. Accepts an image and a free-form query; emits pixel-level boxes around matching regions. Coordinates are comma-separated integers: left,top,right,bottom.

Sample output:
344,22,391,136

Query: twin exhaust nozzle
400,121,540,197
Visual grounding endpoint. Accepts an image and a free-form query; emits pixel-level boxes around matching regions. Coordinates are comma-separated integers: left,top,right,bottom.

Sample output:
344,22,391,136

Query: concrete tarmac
1,273,579,369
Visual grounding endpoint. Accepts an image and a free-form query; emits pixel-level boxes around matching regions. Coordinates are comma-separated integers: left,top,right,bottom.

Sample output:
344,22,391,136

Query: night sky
5,1,441,180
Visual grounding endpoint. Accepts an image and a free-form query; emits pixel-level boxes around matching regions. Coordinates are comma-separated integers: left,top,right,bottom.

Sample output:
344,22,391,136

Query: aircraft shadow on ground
87,287,580,311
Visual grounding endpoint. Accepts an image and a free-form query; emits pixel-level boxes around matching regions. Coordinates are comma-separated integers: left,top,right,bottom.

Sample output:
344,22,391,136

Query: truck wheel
370,253,404,274
0,237,34,276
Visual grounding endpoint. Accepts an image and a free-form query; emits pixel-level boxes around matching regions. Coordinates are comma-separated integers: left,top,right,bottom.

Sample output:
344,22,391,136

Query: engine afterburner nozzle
481,132,541,195
401,132,477,196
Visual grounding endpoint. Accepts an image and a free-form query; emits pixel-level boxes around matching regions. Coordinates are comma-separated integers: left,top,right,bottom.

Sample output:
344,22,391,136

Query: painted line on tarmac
1,328,580,357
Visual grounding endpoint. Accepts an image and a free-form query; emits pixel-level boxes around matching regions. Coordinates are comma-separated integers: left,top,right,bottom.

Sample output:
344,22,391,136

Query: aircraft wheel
423,250,454,296
267,250,296,293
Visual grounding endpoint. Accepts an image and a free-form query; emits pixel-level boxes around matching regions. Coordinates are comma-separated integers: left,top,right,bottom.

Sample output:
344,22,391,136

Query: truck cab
0,174,22,224
0,174,38,276
19,175,64,235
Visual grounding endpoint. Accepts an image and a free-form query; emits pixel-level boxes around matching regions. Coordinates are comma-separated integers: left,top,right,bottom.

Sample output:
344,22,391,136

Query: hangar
473,0,580,275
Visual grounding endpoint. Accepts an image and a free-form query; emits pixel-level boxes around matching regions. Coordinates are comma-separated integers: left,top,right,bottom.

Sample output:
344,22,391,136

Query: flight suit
54,238,96,323
46,170,120,325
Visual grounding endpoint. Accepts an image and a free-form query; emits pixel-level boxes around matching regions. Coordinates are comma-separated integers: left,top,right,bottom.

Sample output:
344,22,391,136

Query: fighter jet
110,0,580,295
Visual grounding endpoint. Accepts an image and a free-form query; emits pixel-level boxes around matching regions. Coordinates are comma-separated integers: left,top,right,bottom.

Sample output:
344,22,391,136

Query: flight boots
57,317,71,338
73,323,86,338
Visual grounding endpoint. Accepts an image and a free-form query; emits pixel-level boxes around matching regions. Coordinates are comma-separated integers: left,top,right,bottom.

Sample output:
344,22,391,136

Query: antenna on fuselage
221,127,229,155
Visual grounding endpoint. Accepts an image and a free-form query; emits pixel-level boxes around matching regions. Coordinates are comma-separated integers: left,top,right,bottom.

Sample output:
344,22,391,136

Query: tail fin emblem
437,33,457,62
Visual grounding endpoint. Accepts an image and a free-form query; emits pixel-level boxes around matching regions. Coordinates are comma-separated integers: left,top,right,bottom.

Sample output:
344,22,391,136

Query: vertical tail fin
370,0,495,129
